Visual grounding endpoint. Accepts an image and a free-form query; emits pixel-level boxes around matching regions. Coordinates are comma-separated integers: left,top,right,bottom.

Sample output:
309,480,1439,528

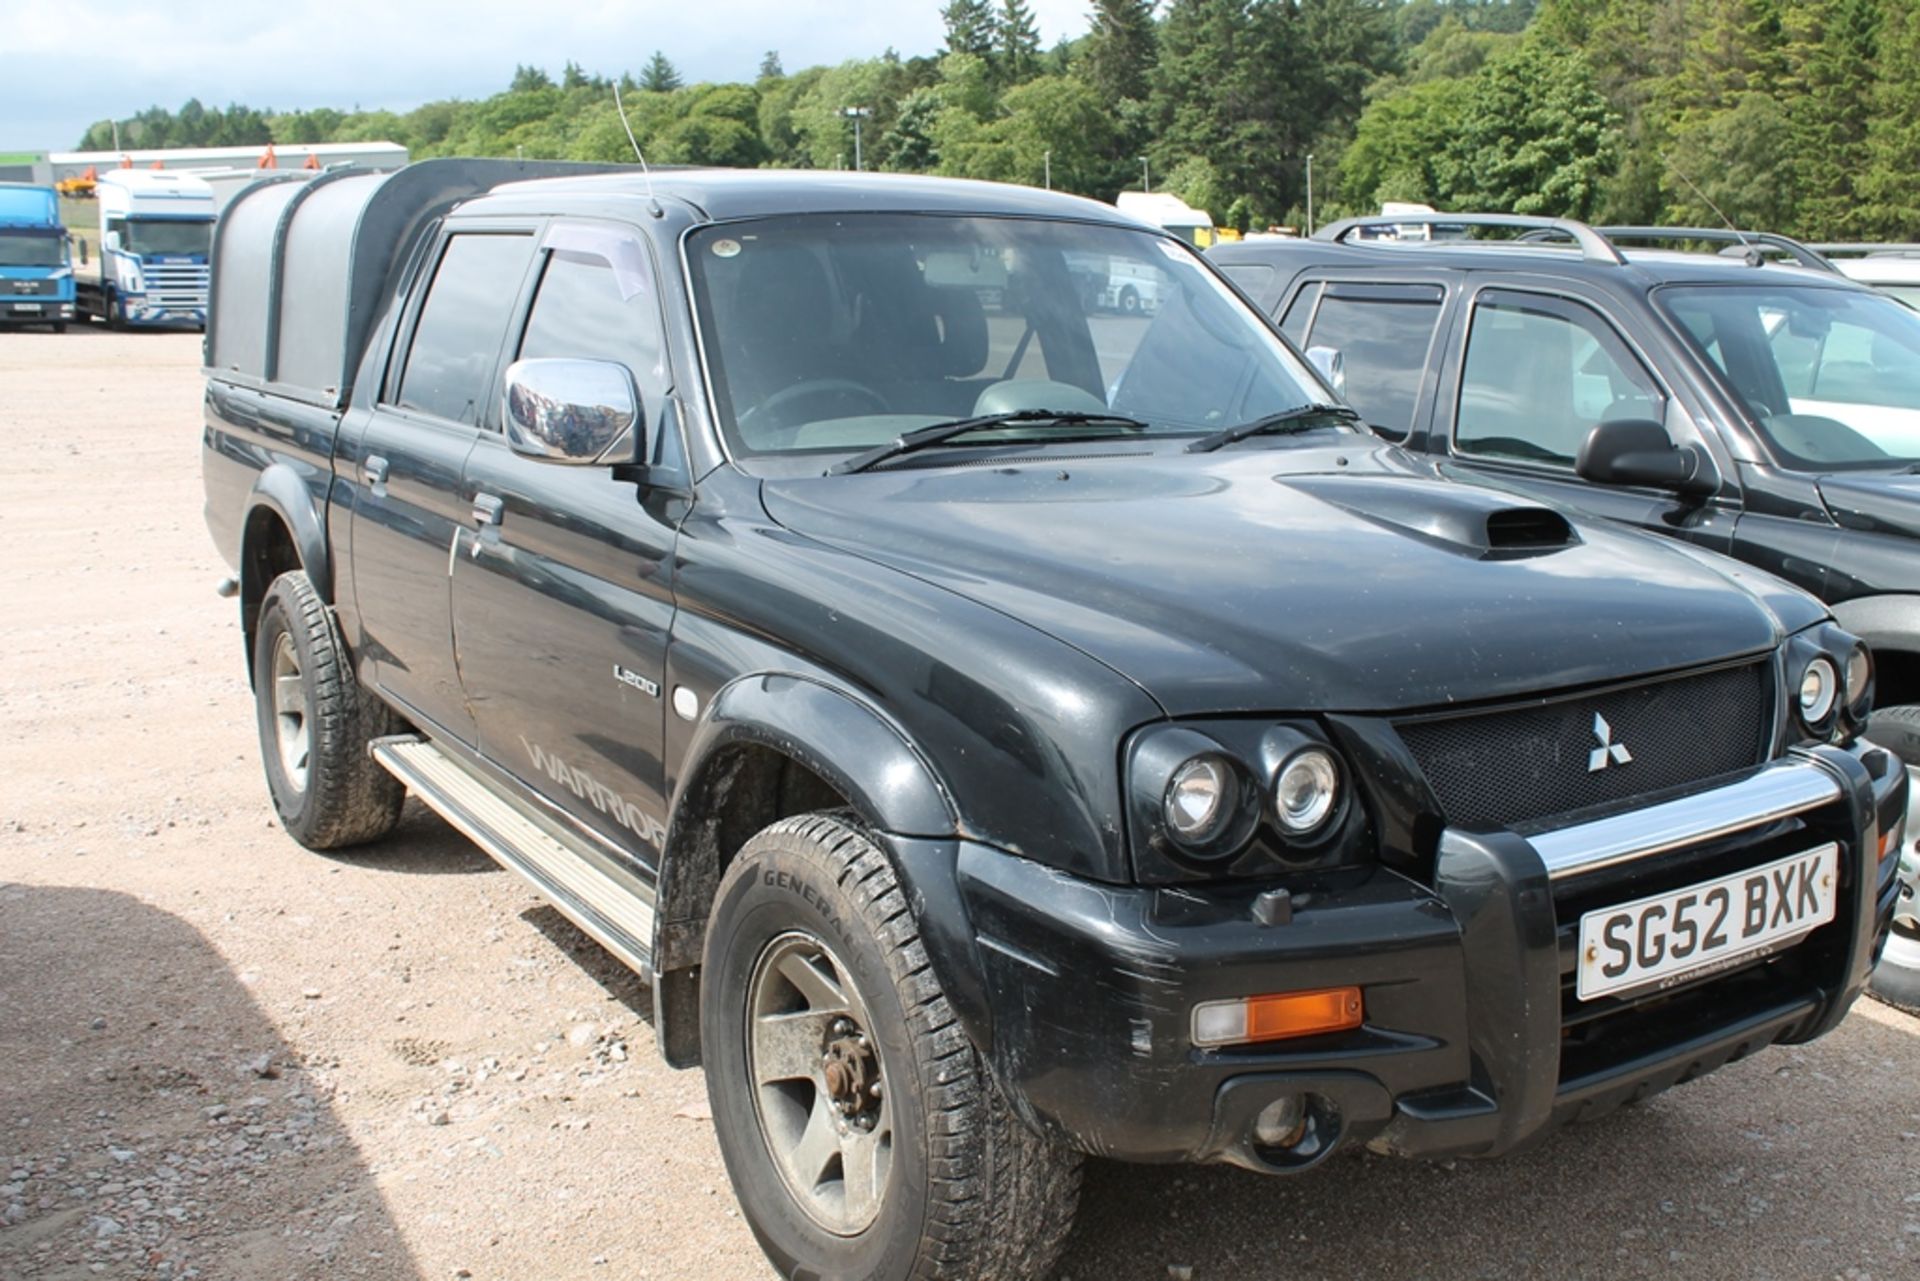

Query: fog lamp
1253,1094,1308,1148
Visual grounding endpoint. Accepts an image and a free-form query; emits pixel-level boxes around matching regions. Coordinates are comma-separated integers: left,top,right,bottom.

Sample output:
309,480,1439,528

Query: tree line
74,0,1920,239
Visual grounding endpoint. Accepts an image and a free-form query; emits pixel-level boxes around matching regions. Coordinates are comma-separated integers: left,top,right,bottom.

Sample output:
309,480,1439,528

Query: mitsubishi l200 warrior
203,161,1907,1281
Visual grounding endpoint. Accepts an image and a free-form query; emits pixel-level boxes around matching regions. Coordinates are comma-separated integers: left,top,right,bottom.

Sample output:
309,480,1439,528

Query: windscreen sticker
710,238,742,259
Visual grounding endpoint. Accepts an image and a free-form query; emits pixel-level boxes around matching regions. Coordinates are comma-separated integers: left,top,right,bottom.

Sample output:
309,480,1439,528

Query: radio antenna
1664,155,1762,267
613,80,664,218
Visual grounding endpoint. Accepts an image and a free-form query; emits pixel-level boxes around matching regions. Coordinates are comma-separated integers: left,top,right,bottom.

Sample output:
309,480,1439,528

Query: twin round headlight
1797,644,1871,732
1161,744,1343,852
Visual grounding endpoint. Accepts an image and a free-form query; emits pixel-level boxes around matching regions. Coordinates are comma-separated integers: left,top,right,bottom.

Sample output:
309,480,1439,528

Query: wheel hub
821,1019,882,1125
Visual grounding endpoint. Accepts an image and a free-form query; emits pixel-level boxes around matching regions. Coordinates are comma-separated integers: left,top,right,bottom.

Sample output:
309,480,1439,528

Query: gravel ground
1,328,1917,1281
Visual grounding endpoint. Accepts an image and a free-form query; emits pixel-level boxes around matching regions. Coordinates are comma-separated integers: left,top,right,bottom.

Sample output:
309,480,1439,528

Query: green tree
1858,0,1920,236
1446,37,1620,218
943,0,998,57
1341,74,1477,209
759,50,785,80
999,0,1043,82
639,52,684,93
1079,0,1158,102
510,65,553,93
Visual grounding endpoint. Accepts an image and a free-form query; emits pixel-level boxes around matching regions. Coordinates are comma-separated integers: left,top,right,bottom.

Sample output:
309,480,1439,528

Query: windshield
685,213,1326,460
122,219,211,258
0,231,66,268
1660,283,1920,468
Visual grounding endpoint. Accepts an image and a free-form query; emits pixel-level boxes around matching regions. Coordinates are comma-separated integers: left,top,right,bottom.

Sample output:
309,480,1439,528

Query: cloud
4,0,1099,149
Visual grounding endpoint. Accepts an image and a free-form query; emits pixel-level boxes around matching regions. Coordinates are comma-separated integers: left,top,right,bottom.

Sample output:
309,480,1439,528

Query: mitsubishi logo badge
1588,712,1632,772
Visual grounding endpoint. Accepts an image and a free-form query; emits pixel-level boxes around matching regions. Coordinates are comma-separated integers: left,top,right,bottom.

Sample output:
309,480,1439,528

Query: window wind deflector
1184,403,1360,454
826,409,1149,475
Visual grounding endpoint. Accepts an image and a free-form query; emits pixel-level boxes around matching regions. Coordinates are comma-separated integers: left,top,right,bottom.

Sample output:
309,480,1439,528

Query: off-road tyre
252,570,405,851
702,812,1082,1281
1867,704,1920,1015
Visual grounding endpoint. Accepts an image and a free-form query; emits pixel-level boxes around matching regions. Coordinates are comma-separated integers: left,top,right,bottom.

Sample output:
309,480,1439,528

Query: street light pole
1044,148,1051,190
1306,153,1315,235
840,106,871,171
1140,156,1149,193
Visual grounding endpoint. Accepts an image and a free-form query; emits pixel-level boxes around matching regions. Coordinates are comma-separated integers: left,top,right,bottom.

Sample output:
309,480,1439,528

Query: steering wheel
740,378,890,438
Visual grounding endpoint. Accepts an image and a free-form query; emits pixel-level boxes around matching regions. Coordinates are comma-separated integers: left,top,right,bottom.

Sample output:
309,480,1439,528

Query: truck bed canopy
206,158,617,408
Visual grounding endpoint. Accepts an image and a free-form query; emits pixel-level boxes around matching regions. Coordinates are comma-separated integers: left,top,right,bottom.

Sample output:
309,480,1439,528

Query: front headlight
1273,747,1341,836
1165,754,1238,846
1843,644,1872,715
1785,624,1873,744
1798,656,1838,727
1126,721,1366,883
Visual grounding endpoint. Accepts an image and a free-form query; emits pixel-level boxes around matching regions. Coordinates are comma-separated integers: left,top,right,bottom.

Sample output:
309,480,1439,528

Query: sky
3,0,1097,151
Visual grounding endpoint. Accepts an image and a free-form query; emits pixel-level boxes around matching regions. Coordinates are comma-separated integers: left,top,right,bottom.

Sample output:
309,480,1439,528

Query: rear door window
1454,292,1663,467
1297,283,1444,438
395,233,536,426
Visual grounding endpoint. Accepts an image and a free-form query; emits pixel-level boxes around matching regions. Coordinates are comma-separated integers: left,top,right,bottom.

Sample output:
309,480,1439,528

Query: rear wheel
251,570,405,850
702,813,1081,1281
1867,705,1920,1015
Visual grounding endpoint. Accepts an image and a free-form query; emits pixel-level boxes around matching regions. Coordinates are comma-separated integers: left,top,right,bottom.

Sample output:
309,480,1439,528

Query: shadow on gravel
0,883,421,1281
1057,1007,1920,1280
323,802,499,877
519,904,655,1024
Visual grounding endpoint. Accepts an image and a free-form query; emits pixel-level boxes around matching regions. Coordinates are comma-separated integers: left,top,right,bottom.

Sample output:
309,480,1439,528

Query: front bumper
900,742,1905,1173
0,299,73,323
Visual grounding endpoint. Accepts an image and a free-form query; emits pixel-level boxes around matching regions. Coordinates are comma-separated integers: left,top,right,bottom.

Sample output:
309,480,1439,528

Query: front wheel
252,570,405,850
702,813,1081,1281
1867,706,1920,1014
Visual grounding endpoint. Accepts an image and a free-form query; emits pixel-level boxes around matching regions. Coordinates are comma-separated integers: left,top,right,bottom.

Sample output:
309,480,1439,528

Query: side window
395,233,535,426
1214,261,1275,309
1278,282,1322,345
1302,284,1444,439
518,225,667,398
1455,293,1662,467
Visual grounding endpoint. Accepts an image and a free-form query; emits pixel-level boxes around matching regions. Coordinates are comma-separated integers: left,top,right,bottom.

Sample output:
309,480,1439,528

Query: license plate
12,302,41,312
1576,844,1839,1001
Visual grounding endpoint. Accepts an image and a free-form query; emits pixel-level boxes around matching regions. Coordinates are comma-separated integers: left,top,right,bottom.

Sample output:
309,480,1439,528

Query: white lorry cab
1115,191,1217,247
77,170,216,329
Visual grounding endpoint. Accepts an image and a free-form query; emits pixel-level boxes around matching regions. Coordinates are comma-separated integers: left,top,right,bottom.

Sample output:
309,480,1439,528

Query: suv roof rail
1597,226,1841,274
1807,242,1920,259
1313,212,1628,266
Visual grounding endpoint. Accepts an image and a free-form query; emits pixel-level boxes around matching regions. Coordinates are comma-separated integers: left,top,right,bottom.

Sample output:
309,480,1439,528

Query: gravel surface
1,328,1917,1281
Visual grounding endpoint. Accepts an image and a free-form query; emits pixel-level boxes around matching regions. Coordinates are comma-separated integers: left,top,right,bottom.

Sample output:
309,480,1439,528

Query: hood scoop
1283,475,1577,558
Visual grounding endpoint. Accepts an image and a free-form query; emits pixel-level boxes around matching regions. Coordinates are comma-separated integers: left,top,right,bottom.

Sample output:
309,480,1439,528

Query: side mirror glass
102,230,121,254
1576,417,1714,497
502,358,645,467
1306,345,1347,398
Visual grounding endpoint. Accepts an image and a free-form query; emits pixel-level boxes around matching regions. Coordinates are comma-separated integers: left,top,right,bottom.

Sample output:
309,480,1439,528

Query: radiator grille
1396,661,1773,831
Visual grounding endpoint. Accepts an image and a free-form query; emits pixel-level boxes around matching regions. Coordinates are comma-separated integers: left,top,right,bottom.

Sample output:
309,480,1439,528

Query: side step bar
371,736,655,977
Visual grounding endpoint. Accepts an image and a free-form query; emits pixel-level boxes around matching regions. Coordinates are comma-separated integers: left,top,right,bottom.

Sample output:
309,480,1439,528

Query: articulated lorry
75,169,215,329
0,183,75,332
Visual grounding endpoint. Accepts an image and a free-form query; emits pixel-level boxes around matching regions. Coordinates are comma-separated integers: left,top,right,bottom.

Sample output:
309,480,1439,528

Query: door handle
365,454,389,486
471,493,505,528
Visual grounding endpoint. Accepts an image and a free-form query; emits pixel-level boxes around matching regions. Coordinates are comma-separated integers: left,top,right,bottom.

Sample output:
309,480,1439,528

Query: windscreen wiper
827,409,1150,475
1184,403,1361,454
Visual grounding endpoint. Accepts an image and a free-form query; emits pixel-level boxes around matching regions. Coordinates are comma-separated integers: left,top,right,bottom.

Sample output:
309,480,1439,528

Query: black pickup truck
203,161,1906,1281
